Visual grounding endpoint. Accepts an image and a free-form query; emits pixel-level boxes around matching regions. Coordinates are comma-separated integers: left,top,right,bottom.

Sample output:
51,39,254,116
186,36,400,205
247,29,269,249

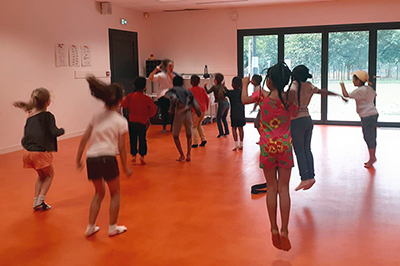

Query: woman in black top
14,88,64,211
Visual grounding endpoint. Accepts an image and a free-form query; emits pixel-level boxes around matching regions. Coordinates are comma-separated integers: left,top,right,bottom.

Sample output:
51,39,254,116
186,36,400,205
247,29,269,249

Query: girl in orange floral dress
242,62,297,251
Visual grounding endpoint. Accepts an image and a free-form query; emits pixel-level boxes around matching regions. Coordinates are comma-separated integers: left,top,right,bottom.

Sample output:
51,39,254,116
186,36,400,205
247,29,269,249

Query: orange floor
1,123,399,266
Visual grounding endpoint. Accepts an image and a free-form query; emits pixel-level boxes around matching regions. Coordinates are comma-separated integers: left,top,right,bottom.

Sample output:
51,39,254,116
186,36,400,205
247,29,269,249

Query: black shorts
231,118,246,128
86,156,119,181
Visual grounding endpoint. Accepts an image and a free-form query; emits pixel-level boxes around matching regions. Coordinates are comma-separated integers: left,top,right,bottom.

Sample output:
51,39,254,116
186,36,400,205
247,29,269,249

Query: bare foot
186,154,191,162
295,180,309,191
303,178,316,190
280,232,292,251
364,157,377,168
271,232,282,250
139,156,146,165
176,155,185,162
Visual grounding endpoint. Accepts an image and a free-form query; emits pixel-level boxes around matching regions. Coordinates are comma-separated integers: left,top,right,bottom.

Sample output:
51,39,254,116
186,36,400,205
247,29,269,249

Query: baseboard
0,130,86,155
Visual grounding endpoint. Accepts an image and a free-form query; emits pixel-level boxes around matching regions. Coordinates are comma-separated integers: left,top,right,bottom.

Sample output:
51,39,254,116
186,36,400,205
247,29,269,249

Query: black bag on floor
202,116,211,125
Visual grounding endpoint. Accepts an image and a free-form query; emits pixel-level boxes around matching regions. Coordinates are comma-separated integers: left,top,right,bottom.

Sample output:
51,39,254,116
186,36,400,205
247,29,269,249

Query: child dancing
205,73,230,137
189,75,209,148
168,76,201,162
225,77,246,150
340,70,379,168
289,65,347,191
14,88,65,210
242,62,298,251
76,76,132,237
121,76,157,165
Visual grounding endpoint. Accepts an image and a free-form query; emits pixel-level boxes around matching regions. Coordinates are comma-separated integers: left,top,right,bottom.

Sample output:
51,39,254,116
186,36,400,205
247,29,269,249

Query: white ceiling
102,0,333,13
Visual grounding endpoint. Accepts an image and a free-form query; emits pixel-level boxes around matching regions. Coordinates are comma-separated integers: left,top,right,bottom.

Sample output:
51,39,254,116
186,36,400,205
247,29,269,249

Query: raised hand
242,75,251,86
155,63,162,72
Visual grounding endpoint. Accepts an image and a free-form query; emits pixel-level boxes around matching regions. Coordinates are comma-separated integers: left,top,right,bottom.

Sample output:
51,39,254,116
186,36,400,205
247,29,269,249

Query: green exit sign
121,19,127,25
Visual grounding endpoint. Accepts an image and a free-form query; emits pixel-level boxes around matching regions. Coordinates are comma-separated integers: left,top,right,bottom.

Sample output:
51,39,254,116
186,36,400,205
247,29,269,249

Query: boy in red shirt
121,77,157,164
189,75,210,148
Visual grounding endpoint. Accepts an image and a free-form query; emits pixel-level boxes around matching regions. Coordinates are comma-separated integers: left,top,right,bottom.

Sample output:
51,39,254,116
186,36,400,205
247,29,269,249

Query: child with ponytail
76,76,132,237
242,62,297,251
288,65,347,191
14,88,65,211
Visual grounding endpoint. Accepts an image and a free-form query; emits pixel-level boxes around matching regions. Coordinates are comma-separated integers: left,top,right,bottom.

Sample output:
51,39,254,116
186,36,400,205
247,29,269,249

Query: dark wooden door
109,29,139,95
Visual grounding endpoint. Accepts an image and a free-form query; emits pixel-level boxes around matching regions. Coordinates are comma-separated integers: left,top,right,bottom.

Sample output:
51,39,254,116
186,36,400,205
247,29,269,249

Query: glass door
284,33,322,121
376,29,400,122
327,31,369,121
243,35,278,118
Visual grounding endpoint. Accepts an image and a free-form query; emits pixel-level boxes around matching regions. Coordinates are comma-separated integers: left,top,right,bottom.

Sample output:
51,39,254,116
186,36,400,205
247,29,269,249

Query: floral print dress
252,91,298,169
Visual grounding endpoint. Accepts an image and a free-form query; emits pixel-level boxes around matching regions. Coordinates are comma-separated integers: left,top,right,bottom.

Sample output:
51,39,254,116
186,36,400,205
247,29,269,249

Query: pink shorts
259,137,294,169
23,150,53,170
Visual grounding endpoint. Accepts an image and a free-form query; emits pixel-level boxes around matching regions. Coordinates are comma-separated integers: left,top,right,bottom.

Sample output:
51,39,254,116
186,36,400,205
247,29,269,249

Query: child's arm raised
148,63,162,81
340,82,350,98
241,76,256,104
76,125,93,171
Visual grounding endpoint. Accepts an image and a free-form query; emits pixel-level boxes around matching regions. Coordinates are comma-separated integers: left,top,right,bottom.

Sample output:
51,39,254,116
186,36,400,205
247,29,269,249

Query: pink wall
0,0,153,153
1,0,399,153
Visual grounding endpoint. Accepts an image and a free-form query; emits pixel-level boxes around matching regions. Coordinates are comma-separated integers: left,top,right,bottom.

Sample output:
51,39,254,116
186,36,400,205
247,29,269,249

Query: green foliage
243,35,278,75
284,33,322,78
243,29,400,81
329,31,369,80
377,29,400,79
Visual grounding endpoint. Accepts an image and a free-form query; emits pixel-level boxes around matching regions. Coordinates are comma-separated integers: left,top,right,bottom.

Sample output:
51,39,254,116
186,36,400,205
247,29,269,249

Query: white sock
86,224,100,236
86,224,95,233
37,195,46,205
235,141,239,147
239,141,243,146
33,197,38,207
108,224,127,234
109,224,117,233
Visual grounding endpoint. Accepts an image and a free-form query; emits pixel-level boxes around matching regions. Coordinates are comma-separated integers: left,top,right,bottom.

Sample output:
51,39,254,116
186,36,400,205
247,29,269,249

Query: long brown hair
13,88,50,112
86,76,124,108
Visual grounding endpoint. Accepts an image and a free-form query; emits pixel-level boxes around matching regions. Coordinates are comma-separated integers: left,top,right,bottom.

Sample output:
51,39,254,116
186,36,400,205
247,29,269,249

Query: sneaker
139,156,146,165
33,204,43,211
161,128,166,133
199,140,207,147
41,202,51,211
191,144,199,148
217,134,223,138
232,145,239,151
238,144,243,150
